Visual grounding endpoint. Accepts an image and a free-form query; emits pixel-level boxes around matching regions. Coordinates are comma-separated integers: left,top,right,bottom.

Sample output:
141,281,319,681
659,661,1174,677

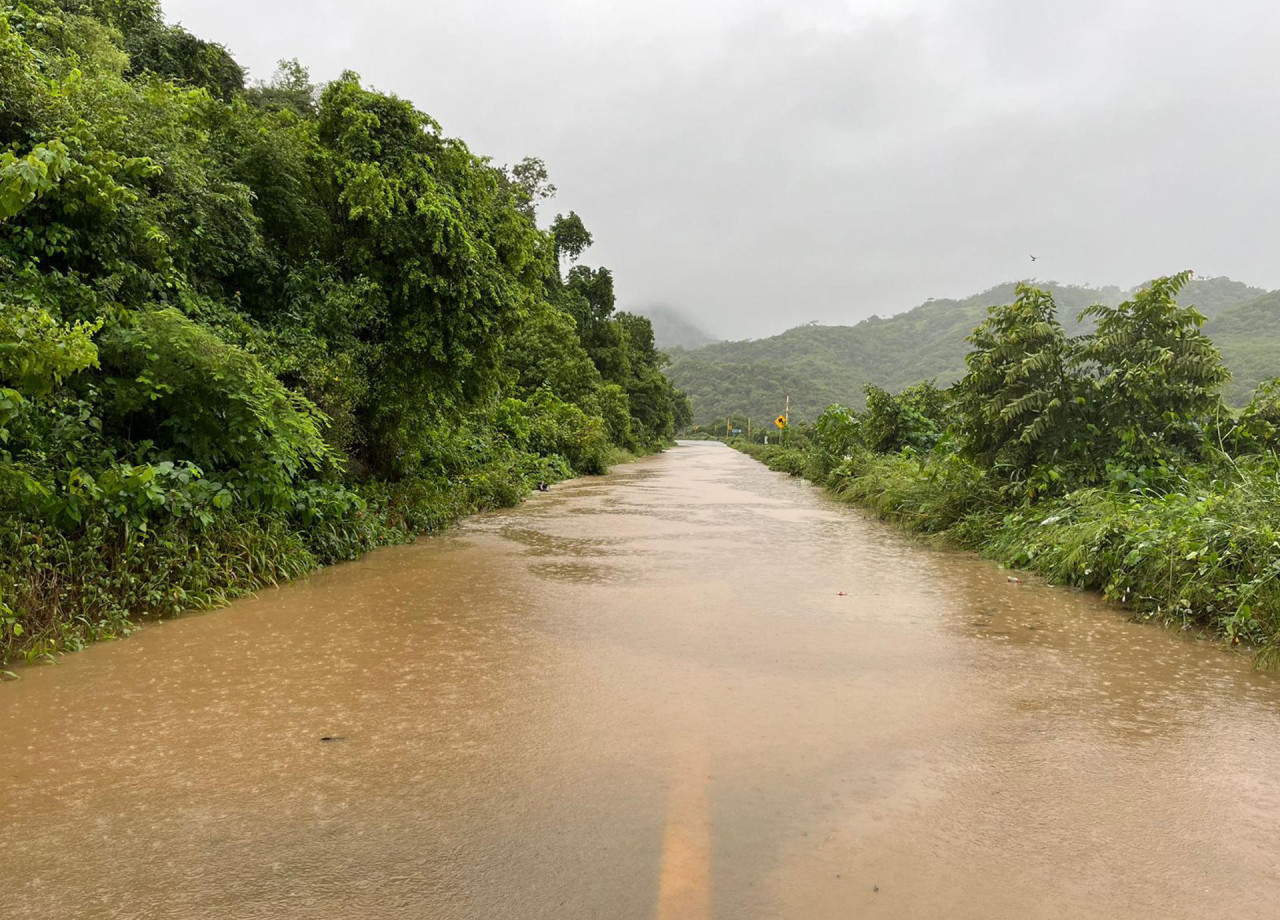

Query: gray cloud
164,0,1280,338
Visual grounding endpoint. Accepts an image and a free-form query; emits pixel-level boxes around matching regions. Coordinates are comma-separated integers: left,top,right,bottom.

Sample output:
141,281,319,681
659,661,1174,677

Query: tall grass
0,452,608,668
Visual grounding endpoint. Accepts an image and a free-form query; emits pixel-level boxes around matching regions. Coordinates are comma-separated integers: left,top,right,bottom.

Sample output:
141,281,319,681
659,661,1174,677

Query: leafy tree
100,308,333,484
614,311,679,445
55,0,243,100
246,59,317,117
562,264,634,387
1228,377,1280,452
0,298,98,448
314,72,549,472
0,299,98,396
551,210,592,269
123,22,244,100
56,0,161,37
1078,272,1230,467
495,388,610,475
581,381,636,447
810,404,862,475
863,381,948,454
503,298,604,409
564,264,615,327
957,284,1086,482
505,156,556,220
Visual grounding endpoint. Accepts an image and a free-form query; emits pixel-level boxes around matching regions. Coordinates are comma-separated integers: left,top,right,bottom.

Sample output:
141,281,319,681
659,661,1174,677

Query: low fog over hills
632,305,721,352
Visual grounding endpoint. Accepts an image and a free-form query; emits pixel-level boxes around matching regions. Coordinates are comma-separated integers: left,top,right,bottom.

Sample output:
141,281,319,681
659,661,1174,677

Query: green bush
983,460,1280,655
863,380,949,454
1230,378,1280,452
497,388,611,475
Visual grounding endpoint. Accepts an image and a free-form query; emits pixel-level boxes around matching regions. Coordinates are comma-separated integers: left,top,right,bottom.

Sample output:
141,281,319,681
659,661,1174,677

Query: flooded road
4,441,1280,918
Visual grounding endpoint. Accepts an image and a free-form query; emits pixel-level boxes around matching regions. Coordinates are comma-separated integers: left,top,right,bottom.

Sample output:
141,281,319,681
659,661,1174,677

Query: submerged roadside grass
0,446,646,672
732,440,1280,669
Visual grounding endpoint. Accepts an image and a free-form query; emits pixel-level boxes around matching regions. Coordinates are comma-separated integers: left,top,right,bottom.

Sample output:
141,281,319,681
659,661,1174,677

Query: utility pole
747,418,751,442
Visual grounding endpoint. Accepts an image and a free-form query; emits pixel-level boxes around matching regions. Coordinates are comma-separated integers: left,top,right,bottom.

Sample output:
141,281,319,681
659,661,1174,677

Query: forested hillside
670,277,1274,425
1212,289,1280,404
0,0,688,664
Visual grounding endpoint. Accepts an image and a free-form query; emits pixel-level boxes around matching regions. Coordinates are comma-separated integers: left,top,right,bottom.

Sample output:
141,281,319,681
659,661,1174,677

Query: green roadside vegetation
0,1,689,667
717,274,1280,667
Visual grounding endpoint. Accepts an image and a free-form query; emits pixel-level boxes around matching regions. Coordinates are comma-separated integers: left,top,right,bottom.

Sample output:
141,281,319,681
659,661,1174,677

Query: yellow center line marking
656,741,712,920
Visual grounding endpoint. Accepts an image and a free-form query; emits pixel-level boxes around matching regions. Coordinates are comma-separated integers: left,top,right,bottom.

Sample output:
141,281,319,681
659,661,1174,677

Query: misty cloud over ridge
164,0,1280,338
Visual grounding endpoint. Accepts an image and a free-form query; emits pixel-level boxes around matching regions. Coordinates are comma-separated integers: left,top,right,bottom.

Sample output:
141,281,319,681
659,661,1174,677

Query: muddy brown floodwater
4,442,1280,919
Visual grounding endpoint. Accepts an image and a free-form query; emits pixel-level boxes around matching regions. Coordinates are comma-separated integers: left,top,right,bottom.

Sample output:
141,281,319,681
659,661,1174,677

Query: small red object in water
837,591,848,596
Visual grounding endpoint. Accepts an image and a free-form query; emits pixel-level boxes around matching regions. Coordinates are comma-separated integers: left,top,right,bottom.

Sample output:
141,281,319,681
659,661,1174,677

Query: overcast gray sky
164,0,1280,339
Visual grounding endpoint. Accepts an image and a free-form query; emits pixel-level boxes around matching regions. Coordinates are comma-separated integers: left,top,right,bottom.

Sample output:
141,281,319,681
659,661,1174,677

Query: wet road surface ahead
3,441,1280,918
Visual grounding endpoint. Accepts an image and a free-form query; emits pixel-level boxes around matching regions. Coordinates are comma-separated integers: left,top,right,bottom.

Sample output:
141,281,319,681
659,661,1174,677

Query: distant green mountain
1210,289,1280,405
668,277,1275,425
633,305,721,351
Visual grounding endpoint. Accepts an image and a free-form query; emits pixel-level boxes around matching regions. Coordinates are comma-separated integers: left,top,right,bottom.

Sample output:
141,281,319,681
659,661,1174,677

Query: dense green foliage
863,380,949,455
723,277,1280,666
670,276,1276,426
0,0,688,666
957,284,1082,477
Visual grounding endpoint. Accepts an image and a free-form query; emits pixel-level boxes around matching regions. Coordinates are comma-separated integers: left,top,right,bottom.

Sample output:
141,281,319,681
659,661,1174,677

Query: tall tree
1078,272,1229,466
957,284,1085,480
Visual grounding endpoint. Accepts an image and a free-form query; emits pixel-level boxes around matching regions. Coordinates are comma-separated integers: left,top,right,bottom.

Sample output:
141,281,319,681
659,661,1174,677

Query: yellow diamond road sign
774,415,787,429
